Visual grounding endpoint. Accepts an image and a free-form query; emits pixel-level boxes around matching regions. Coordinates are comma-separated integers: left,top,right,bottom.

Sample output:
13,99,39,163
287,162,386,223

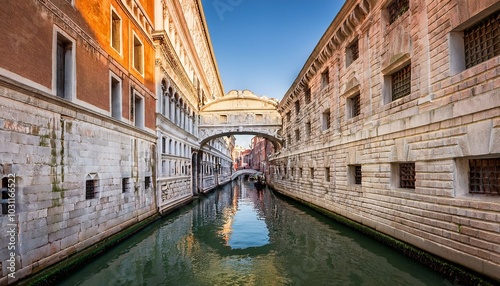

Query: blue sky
201,0,344,147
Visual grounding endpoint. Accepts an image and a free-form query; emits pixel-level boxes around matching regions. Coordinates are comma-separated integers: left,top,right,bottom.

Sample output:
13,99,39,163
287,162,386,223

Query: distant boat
254,174,266,190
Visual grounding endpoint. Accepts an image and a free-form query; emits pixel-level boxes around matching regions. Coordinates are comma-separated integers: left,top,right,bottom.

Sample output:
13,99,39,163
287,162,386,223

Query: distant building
249,137,274,174
270,0,500,282
232,145,251,170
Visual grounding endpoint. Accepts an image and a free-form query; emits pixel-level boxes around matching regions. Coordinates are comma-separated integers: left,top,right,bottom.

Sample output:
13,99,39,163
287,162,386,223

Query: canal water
56,179,453,286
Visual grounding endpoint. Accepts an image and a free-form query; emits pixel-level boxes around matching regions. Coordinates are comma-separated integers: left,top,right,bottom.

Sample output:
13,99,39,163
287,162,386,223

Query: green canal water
56,179,454,286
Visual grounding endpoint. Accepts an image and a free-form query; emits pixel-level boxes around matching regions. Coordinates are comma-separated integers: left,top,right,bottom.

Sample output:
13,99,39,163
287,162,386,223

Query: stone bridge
231,168,260,180
198,90,283,148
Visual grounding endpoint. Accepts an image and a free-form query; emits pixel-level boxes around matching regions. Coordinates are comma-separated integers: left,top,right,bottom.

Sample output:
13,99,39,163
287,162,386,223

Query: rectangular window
305,121,311,139
321,69,329,89
348,165,362,185
111,9,122,52
354,165,362,185
322,109,331,130
348,93,361,118
122,178,130,193
325,167,330,182
310,168,315,179
391,64,411,101
387,0,409,24
85,180,97,199
346,39,359,67
1,178,9,215
464,11,500,69
295,129,300,142
56,33,74,99
286,111,291,122
219,114,228,123
295,100,300,115
299,168,303,178
131,91,144,128
111,75,122,119
133,34,144,74
287,134,292,146
305,88,311,104
469,158,500,195
145,176,151,189
162,137,166,154
399,162,415,189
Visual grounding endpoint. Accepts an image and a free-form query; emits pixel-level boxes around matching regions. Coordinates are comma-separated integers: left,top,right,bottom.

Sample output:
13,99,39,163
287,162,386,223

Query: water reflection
221,179,269,249
57,179,451,286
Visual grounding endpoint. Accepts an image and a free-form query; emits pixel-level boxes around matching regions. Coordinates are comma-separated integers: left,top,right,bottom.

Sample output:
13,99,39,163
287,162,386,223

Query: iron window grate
354,165,362,185
392,64,411,101
323,110,331,129
295,100,300,114
122,178,130,193
469,159,500,195
351,93,361,117
349,40,359,62
388,0,409,24
464,10,500,69
305,88,311,104
86,180,96,199
400,163,415,189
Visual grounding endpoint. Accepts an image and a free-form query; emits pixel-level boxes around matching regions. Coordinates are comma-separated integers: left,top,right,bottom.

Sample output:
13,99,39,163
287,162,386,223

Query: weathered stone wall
271,0,500,281
0,83,157,284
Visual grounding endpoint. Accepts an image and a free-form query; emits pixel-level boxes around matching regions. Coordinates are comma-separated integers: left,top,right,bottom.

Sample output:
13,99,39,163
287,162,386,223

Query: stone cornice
280,0,377,110
153,30,198,108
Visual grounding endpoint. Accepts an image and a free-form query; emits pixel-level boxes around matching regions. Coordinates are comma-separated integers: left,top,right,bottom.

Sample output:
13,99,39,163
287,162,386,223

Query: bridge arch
198,90,283,148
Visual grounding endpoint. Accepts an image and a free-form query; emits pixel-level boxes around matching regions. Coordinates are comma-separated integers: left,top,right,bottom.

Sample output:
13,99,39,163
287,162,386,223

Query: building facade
269,0,500,281
0,0,233,284
249,136,274,174
152,0,232,212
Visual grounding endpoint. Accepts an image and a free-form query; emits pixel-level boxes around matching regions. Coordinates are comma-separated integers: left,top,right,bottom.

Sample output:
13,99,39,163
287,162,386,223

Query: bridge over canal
198,90,283,149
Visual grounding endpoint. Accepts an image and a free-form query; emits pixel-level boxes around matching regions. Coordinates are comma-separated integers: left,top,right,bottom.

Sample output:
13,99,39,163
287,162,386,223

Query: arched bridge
231,169,260,180
198,90,283,148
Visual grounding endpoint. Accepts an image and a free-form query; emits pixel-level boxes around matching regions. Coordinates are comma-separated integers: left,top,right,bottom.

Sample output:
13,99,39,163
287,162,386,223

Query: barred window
464,10,500,69
122,178,130,193
305,121,311,139
321,69,329,89
392,64,411,101
85,180,97,199
387,0,409,24
469,158,500,195
295,100,300,114
354,165,362,185
305,88,311,104
400,163,415,189
322,109,331,130
1,178,8,214
346,39,359,67
348,93,361,118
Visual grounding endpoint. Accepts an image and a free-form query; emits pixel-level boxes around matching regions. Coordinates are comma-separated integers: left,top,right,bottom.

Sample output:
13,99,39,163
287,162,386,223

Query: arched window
161,79,167,116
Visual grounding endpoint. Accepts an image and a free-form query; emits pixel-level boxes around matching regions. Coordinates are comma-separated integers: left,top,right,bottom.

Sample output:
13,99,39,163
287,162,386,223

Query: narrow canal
56,179,453,285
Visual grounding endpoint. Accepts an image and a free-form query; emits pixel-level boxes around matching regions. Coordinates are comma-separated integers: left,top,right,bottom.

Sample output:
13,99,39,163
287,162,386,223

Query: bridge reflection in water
57,179,451,285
